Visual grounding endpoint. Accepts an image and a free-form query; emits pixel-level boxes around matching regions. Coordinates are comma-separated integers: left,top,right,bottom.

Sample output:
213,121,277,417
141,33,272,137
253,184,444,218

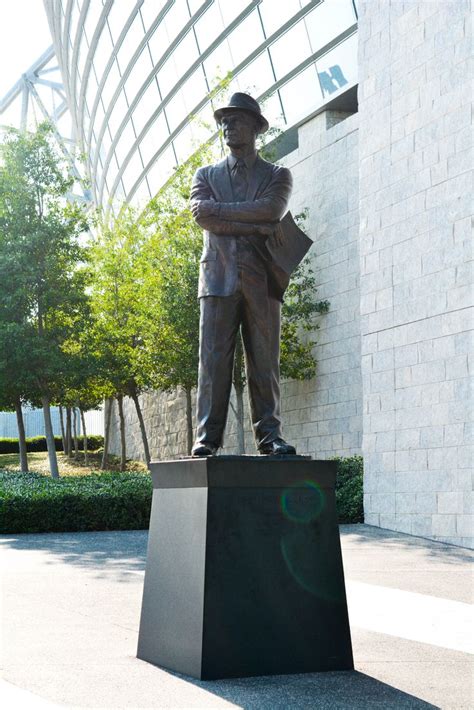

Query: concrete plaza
1,525,472,708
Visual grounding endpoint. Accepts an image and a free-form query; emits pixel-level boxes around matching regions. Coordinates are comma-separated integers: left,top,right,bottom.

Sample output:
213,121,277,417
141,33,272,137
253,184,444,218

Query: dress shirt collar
228,151,258,171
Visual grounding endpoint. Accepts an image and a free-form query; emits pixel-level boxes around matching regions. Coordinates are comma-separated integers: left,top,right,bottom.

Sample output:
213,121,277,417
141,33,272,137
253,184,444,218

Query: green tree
88,206,156,468
0,123,88,477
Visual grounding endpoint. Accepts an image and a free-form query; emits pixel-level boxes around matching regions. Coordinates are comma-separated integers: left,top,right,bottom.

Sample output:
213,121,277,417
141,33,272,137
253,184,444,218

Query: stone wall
357,0,473,546
109,109,362,462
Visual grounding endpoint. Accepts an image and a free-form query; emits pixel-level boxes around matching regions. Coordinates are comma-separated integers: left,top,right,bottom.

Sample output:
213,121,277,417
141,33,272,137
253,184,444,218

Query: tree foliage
0,122,89,476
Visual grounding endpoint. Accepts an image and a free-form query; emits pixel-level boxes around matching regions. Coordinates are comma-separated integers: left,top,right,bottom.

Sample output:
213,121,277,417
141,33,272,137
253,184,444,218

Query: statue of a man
190,93,296,457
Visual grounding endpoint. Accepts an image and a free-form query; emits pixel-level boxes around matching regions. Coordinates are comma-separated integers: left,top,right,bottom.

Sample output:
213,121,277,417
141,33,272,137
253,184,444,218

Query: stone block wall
357,0,472,546
109,109,362,462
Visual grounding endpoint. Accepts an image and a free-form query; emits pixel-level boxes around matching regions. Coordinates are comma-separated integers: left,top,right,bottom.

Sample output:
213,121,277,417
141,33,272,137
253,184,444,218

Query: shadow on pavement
168,668,439,709
0,530,148,582
341,524,473,564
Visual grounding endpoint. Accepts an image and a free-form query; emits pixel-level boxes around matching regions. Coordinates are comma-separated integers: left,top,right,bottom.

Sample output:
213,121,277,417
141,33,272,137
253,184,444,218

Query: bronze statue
190,93,307,457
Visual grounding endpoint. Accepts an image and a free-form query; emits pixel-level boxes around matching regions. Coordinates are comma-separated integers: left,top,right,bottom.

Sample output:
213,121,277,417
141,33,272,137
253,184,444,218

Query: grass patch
0,451,147,477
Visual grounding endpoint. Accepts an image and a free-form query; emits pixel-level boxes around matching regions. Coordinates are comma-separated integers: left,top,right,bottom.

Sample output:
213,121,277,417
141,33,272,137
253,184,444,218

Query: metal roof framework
0,46,90,204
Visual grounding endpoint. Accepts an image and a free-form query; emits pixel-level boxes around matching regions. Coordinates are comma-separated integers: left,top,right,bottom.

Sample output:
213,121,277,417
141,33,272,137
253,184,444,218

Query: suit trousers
195,242,282,448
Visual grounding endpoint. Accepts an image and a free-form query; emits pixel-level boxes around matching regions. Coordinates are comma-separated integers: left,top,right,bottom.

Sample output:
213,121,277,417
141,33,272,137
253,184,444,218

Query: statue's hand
191,200,217,219
257,224,275,238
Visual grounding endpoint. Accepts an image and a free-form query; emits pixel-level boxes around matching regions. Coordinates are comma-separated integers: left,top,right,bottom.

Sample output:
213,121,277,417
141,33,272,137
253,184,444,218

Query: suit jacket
190,154,293,300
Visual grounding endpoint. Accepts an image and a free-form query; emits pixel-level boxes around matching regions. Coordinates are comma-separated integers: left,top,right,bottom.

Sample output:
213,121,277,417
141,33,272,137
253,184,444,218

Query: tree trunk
66,406,73,458
59,405,66,453
130,386,151,467
185,386,193,456
80,409,88,465
117,395,127,472
101,397,112,470
42,395,59,478
15,396,28,472
73,407,79,457
232,334,246,455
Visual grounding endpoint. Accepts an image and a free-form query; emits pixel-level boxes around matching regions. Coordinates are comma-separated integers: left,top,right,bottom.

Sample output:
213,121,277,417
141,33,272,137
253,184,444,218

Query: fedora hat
214,92,269,133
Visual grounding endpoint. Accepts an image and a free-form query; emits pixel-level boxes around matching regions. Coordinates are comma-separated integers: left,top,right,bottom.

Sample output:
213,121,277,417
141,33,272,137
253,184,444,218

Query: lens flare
280,480,325,523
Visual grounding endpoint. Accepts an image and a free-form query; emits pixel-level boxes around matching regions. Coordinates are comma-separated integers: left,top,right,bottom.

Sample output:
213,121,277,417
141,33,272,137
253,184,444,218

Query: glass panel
226,11,264,67
187,0,206,15
159,32,198,97
165,92,187,133
268,22,312,80
163,0,191,41
132,173,152,208
121,153,144,195
117,13,143,75
178,68,208,116
258,0,301,37
235,52,275,96
316,32,357,99
138,111,169,166
147,17,171,66
140,1,169,33
173,122,198,163
202,41,234,86
83,1,104,45
304,0,355,53
94,99,106,136
93,24,114,87
108,90,129,138
216,0,249,27
104,155,119,193
133,79,161,136
258,92,285,131
76,28,88,80
106,2,130,44
193,3,225,52
146,145,176,198
278,65,322,124
101,60,121,109
124,47,154,108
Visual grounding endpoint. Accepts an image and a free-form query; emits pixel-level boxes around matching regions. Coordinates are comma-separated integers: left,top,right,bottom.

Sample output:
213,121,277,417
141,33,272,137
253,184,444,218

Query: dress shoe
258,437,296,455
191,442,218,457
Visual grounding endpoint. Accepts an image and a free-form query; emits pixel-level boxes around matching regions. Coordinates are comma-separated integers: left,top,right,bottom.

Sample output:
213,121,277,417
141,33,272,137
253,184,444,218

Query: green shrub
0,471,152,533
333,455,364,523
0,435,104,455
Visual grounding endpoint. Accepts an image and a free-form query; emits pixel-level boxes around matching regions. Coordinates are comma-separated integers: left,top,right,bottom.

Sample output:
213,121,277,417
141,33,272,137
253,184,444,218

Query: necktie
232,159,248,202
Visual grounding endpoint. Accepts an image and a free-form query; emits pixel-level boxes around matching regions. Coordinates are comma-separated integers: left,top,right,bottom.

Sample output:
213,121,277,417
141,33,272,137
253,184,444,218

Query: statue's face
221,110,258,149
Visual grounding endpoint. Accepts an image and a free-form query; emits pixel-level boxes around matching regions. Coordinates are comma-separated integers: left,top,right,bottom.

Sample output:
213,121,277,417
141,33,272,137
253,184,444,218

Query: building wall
109,108,362,461
357,0,473,546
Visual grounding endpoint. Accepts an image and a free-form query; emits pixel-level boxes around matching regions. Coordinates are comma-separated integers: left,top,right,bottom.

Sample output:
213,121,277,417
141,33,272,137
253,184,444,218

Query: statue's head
214,93,269,149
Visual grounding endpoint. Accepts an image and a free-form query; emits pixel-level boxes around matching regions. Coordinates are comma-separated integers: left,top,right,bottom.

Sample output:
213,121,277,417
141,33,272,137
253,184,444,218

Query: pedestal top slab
149,456,337,489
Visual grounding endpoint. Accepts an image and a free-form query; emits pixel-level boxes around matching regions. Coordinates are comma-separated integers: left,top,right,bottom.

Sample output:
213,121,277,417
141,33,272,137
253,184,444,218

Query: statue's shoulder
194,157,227,180
257,154,291,176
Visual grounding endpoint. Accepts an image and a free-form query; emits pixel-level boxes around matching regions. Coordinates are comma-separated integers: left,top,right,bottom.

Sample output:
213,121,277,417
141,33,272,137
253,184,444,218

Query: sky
0,0,52,98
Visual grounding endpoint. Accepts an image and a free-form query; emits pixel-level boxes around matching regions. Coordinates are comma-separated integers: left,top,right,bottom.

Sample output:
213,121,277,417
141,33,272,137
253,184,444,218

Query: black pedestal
137,456,353,680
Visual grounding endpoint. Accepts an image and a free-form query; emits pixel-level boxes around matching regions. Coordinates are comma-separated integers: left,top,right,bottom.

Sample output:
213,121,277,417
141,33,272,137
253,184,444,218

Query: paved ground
1,525,472,709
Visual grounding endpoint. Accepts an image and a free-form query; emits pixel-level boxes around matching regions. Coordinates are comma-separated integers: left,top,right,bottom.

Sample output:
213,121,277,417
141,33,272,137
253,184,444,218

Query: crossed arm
190,167,292,239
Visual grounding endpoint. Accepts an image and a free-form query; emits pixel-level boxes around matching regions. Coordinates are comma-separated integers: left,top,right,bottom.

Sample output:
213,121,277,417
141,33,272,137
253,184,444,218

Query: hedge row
334,455,364,524
0,471,152,533
0,435,104,455
0,456,363,534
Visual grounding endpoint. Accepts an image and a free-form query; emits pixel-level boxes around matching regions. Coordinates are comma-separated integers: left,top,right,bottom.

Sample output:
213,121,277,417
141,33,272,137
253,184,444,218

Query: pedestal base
137,456,353,679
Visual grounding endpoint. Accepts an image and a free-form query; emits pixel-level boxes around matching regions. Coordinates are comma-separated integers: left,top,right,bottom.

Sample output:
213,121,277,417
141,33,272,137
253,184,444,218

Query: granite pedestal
137,456,353,680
